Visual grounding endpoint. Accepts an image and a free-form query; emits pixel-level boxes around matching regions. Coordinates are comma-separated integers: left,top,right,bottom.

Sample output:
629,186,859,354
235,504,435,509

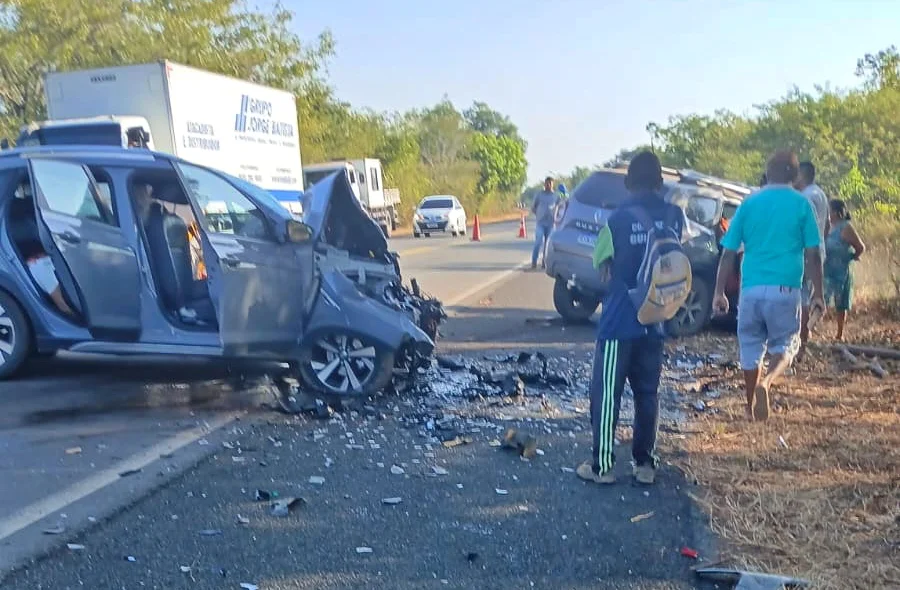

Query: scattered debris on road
501,428,538,459
355,546,374,554
125,555,136,562
198,529,223,536
65,446,82,455
680,546,699,559
42,523,65,535
630,511,655,523
308,475,326,485
390,465,405,475
254,489,276,501
118,468,142,478
381,497,402,505
239,583,259,590
270,497,306,517
66,543,85,551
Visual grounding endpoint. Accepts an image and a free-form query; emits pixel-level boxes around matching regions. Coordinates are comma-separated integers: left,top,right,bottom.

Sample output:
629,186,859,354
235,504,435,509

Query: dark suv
0,146,438,395
544,168,743,336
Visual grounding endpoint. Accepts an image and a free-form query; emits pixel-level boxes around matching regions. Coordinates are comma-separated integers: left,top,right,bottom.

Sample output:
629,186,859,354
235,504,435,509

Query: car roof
0,145,179,170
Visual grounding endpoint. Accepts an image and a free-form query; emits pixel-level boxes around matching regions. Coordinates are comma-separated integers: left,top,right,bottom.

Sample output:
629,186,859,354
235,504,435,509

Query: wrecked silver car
0,146,442,397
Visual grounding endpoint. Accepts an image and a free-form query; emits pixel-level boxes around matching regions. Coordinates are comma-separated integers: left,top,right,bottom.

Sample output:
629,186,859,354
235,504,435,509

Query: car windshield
572,172,631,209
420,198,453,209
18,123,122,147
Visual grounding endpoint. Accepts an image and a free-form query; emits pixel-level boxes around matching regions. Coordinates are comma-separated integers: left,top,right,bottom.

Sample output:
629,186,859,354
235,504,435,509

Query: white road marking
0,411,241,542
445,256,533,307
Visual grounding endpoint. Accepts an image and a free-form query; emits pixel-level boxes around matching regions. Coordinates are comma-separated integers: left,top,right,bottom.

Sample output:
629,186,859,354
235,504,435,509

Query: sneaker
576,461,615,484
753,384,770,421
633,464,656,485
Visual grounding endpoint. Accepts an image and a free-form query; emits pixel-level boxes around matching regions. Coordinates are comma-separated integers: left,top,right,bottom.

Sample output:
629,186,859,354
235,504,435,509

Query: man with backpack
576,152,690,486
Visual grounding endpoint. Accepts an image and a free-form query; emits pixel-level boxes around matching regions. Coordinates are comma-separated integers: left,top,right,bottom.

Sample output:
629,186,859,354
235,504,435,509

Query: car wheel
298,332,394,397
0,291,31,380
552,278,600,324
665,278,712,337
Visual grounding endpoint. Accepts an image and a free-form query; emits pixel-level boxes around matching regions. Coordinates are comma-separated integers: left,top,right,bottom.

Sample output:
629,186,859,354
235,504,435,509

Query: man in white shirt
794,161,830,354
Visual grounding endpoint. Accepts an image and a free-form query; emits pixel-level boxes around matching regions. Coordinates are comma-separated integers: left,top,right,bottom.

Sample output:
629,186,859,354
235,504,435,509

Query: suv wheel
298,331,394,397
552,278,600,323
665,278,712,337
0,291,31,379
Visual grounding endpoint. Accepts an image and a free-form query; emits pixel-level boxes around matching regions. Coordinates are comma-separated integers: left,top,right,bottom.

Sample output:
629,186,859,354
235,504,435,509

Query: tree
469,132,527,212
0,0,333,138
463,101,524,144
855,45,900,90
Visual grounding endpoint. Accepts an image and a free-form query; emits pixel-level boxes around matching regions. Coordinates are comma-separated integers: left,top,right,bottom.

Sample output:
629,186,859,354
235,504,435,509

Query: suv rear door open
27,157,141,339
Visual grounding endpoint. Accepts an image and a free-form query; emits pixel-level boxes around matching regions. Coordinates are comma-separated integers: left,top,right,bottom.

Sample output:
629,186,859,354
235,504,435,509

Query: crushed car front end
299,170,446,396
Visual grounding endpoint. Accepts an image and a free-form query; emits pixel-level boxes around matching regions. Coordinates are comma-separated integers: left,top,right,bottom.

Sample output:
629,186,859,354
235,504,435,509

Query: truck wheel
424,233,431,238
0,291,31,380
552,278,600,324
665,278,712,337
380,223,392,238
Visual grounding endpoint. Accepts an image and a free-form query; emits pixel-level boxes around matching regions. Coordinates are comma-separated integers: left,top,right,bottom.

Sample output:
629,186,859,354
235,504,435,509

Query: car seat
143,201,216,325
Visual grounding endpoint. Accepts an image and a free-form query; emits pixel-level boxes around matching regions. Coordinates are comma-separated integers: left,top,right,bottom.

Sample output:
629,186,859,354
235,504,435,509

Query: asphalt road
0,220,715,588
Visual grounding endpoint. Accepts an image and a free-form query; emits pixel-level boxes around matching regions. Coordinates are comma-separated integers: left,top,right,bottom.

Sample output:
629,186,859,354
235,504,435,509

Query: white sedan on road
413,195,467,238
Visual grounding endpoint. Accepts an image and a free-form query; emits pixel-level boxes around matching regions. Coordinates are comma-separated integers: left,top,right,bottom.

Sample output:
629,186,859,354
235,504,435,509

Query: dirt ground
667,303,900,590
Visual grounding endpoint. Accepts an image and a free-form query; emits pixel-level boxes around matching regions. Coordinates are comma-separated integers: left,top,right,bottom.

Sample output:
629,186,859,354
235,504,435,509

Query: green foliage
0,0,528,223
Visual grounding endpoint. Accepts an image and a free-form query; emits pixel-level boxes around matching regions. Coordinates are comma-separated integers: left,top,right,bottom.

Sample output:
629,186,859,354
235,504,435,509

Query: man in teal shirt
713,150,825,421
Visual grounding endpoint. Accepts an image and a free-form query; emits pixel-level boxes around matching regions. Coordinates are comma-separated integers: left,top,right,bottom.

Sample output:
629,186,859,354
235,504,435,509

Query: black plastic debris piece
254,489,277,501
436,355,468,371
118,468,142,478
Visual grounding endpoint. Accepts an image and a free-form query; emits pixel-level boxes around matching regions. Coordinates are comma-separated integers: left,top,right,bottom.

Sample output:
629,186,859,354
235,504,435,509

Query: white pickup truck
303,158,401,237
16,60,304,206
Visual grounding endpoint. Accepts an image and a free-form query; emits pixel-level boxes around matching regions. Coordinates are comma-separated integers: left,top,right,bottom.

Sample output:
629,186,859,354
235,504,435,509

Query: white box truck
302,158,400,237
20,60,303,202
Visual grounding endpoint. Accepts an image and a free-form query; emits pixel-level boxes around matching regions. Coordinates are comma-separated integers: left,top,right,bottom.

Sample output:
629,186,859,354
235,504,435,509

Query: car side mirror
285,219,313,243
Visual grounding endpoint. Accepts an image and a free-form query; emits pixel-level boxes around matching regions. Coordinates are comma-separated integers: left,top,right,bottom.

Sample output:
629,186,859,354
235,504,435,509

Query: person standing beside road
531,176,559,269
794,161,830,357
576,151,685,486
823,199,865,341
712,150,825,422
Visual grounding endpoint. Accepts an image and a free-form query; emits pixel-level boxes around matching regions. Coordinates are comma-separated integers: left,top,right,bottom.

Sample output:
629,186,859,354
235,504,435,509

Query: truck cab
16,116,154,150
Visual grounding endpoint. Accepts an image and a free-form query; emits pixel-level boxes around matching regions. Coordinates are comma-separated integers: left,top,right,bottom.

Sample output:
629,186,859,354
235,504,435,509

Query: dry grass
669,331,900,589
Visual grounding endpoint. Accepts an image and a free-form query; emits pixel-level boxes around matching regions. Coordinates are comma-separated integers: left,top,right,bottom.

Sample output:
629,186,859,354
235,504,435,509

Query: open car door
173,161,314,357
27,157,141,339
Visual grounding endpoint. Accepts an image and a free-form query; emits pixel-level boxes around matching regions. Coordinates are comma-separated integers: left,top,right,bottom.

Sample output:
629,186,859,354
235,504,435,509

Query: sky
275,0,898,183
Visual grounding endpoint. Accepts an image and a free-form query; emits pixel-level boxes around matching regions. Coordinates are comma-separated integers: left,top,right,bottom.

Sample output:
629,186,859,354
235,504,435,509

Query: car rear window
572,171,630,209
420,198,453,209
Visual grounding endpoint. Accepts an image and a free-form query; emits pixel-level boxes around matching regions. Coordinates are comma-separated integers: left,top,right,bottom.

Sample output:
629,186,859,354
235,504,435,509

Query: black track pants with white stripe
589,335,663,474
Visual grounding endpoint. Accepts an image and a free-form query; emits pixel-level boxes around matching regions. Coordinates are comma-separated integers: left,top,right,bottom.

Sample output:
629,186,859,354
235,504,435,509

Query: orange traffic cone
471,215,482,242
517,214,527,238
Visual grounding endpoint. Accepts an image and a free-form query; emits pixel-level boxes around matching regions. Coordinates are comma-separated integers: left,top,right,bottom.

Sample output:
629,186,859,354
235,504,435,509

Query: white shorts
28,256,59,295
